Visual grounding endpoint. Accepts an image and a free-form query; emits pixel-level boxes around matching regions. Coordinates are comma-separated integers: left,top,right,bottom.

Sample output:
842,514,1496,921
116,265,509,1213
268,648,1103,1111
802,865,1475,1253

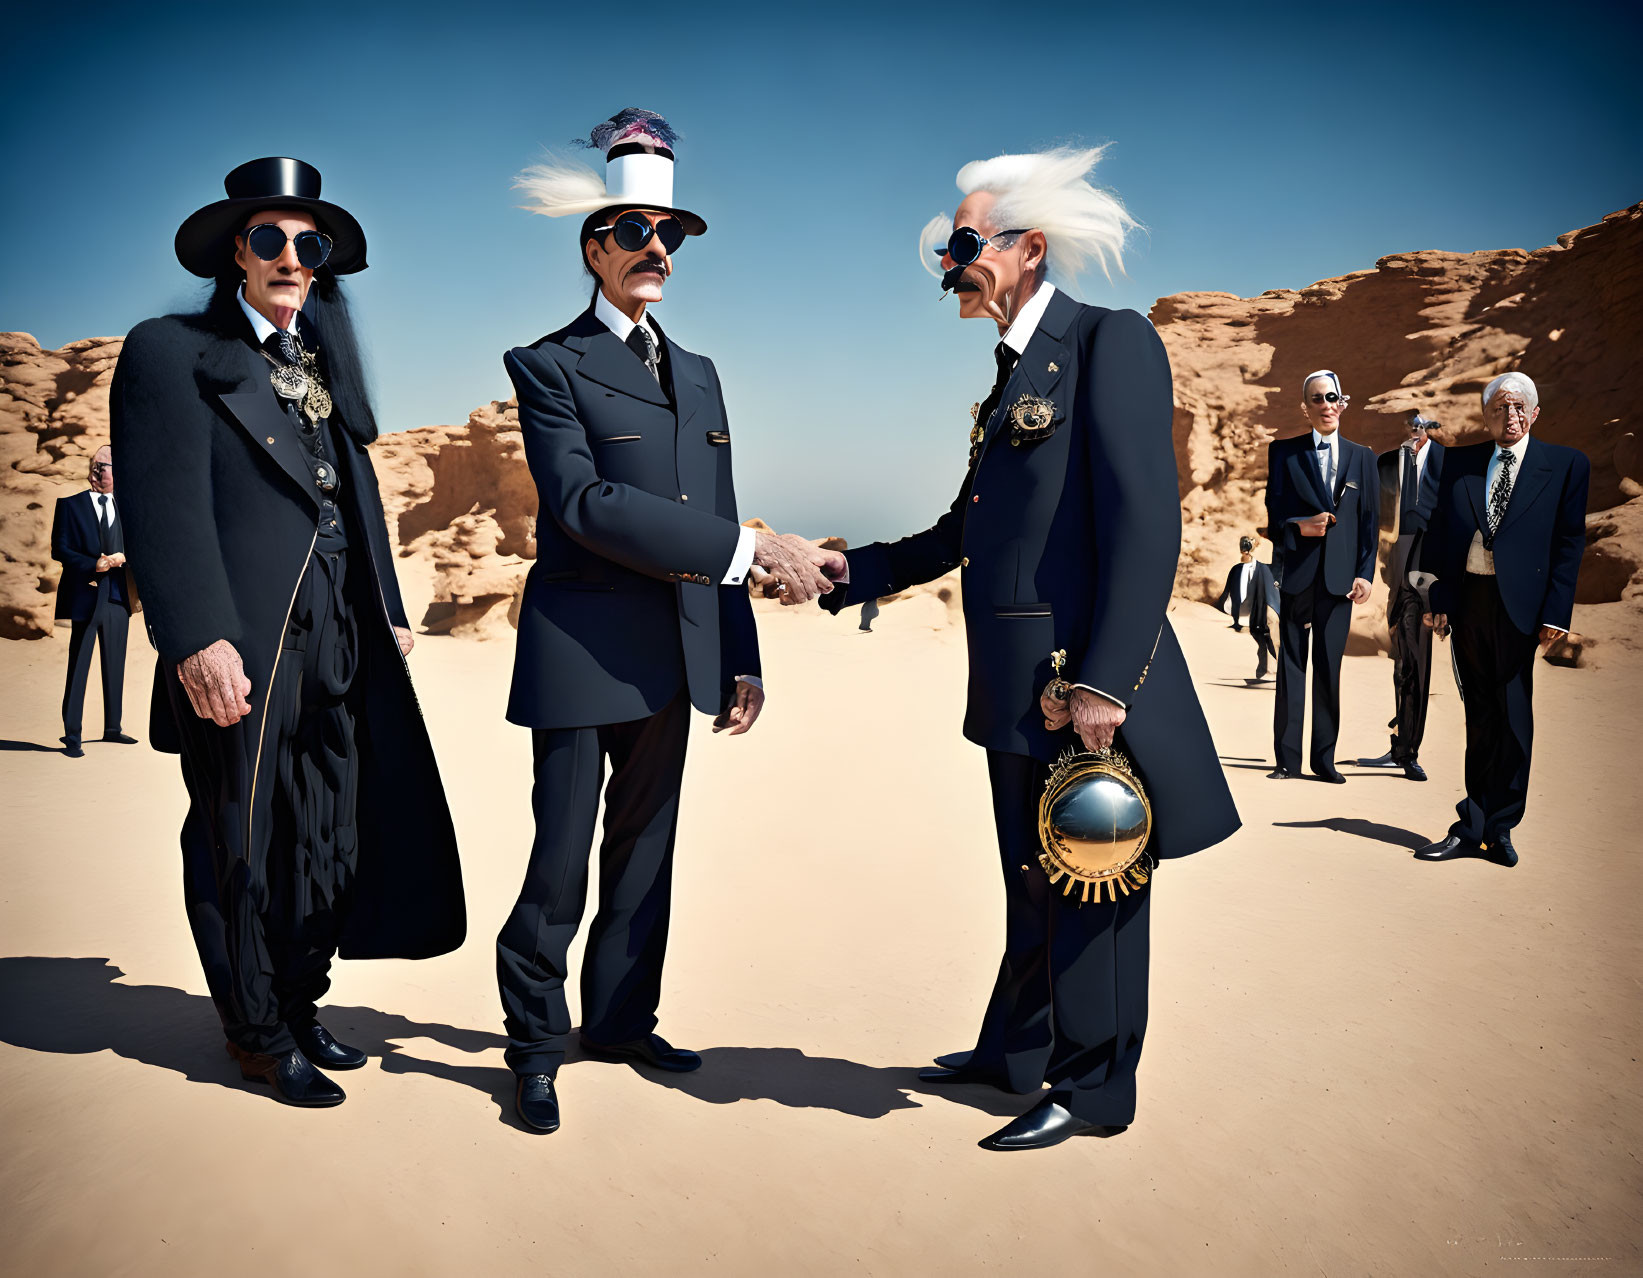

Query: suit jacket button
266,436,276,445
680,493,689,502
972,495,980,503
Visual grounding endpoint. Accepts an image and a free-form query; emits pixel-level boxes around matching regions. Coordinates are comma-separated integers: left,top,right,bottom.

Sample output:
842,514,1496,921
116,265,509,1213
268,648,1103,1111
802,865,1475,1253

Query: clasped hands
1039,684,1126,753
751,531,846,605
95,551,126,574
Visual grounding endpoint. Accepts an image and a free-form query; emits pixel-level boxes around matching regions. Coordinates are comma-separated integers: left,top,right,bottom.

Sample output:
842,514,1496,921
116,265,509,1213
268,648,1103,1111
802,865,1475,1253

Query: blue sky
5,0,1639,542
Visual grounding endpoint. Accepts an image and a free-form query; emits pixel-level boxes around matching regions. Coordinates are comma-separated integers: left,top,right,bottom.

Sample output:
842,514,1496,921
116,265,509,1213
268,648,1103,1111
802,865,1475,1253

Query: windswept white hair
919,145,1138,284
1483,371,1539,412
514,154,610,219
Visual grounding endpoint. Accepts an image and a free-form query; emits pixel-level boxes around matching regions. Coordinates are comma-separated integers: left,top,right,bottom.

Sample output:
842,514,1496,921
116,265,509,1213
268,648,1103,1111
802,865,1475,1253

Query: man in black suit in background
51,445,138,757
1215,534,1279,682
500,110,838,1135
814,146,1239,1150
1415,373,1587,867
1264,370,1379,783
1359,412,1446,780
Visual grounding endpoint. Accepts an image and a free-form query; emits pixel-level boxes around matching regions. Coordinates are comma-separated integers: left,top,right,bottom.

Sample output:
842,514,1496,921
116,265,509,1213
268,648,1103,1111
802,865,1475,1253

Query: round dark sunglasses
1309,392,1345,404
243,223,334,270
934,225,1031,267
592,212,686,255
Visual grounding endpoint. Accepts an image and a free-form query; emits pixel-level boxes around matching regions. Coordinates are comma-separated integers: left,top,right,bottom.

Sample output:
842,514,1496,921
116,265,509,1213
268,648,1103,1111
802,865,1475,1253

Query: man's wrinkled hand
1348,577,1371,605
754,531,834,606
1295,512,1333,539
394,626,414,656
1040,686,1072,732
1070,688,1126,753
712,680,765,735
178,639,252,727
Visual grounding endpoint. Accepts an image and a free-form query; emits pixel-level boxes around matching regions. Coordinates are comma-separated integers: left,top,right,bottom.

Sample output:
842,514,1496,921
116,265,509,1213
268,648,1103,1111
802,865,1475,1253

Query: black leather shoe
63,742,84,758
293,1021,367,1070
1267,767,1296,780
1355,750,1400,769
227,1043,345,1107
1402,761,1428,782
515,1074,560,1133
1486,833,1520,868
932,1050,971,1070
1414,834,1482,861
102,731,138,744
1313,765,1347,784
979,1099,1126,1151
579,1032,702,1073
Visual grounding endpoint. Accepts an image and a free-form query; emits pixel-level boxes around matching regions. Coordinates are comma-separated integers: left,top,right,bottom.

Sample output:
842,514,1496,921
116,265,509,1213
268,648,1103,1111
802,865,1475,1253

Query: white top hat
514,109,706,236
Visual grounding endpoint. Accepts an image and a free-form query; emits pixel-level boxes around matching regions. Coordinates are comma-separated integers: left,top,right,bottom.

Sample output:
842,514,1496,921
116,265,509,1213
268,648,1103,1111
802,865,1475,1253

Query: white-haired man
1415,372,1587,867
817,146,1239,1150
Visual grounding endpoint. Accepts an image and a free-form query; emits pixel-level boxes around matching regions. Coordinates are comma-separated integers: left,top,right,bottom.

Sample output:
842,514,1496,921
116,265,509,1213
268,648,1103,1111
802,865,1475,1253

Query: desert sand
2,586,1639,1277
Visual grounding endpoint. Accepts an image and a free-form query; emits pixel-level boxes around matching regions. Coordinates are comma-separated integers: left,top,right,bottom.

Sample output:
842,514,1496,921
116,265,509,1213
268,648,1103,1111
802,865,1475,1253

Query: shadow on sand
1272,817,1429,850
0,957,1026,1126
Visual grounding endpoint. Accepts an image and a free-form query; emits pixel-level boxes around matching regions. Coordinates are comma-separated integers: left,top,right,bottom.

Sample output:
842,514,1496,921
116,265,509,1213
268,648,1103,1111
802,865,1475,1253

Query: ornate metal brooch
1006,394,1058,446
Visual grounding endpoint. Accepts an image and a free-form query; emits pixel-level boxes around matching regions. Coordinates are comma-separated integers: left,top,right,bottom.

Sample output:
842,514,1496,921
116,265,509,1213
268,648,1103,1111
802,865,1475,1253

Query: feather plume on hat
515,107,685,220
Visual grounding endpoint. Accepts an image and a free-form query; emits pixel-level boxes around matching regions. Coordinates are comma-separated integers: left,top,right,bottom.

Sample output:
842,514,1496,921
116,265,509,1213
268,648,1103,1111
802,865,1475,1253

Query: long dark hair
201,268,381,443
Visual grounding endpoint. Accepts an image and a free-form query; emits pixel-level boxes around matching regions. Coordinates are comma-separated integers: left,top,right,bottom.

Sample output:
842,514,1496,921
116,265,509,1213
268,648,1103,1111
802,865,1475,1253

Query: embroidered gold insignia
1006,394,1057,444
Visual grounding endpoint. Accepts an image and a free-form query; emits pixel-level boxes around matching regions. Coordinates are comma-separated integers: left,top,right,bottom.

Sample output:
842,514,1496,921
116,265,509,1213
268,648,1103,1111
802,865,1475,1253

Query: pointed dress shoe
1486,833,1520,868
62,740,85,758
293,1021,367,1070
102,731,139,745
1402,761,1428,781
579,1032,702,1073
980,1099,1127,1151
1414,834,1482,862
226,1043,345,1107
932,1050,972,1070
1267,767,1296,780
515,1074,560,1133
1312,765,1347,784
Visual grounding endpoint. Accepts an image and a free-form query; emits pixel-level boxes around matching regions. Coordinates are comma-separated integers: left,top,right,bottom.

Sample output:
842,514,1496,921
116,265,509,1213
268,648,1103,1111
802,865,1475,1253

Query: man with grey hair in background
1414,372,1587,867
813,145,1238,1150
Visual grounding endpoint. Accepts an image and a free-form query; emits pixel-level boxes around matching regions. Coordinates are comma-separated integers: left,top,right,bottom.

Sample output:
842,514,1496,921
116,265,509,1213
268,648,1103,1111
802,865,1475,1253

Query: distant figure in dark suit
1358,412,1446,780
51,445,138,757
1264,370,1379,783
858,597,880,632
1214,535,1279,681
1415,373,1587,868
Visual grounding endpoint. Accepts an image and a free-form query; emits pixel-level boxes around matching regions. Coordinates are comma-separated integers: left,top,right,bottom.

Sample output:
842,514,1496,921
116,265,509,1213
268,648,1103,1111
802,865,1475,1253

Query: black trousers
1450,573,1538,844
497,690,691,1077
1386,580,1433,763
1274,585,1352,774
1249,622,1276,679
964,750,1151,1125
174,548,359,1057
61,590,129,747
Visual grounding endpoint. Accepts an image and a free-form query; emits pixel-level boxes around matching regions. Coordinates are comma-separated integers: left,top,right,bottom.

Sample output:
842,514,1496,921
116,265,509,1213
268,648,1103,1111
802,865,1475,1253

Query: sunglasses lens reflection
293,231,333,270
612,216,654,253
247,224,288,262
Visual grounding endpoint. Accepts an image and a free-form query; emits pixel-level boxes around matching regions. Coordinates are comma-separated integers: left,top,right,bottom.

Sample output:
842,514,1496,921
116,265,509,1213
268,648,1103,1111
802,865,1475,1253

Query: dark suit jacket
1376,440,1445,589
503,308,760,731
822,295,1238,861
1214,560,1278,633
1265,432,1379,597
110,306,464,961
51,491,134,620
1419,437,1588,635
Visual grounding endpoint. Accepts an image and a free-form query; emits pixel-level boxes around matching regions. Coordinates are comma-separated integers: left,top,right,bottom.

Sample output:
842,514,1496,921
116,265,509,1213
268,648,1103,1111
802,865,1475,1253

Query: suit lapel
1496,437,1553,536
216,340,320,508
574,327,670,407
979,291,1074,461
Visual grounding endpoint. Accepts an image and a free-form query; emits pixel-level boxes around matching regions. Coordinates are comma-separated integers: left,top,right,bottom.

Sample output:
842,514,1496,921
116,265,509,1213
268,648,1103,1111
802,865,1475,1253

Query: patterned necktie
626,324,660,383
1485,448,1515,546
265,327,302,367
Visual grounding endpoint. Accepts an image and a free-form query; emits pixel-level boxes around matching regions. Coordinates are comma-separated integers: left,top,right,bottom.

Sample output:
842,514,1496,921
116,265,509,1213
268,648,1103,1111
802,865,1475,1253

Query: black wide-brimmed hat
174,157,368,278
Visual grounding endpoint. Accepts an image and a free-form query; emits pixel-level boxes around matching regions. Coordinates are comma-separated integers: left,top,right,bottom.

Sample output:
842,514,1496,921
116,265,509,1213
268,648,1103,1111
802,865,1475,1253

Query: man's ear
1022,229,1047,276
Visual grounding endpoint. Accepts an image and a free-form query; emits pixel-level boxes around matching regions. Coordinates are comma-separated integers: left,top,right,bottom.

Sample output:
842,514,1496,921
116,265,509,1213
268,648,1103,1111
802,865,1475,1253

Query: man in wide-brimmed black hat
111,157,465,1107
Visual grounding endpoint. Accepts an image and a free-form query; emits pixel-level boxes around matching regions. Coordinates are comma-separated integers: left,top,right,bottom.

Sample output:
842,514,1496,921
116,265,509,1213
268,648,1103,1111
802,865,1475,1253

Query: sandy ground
1,595,1639,1277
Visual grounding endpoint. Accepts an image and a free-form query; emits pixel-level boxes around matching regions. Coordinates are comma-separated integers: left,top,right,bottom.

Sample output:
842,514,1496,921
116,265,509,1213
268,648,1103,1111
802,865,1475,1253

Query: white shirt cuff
736,675,763,689
1540,625,1568,636
1070,683,1128,710
722,526,757,586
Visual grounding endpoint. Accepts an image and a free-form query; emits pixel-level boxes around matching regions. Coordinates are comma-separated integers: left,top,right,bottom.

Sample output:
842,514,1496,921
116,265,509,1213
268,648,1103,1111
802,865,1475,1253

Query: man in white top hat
497,109,842,1134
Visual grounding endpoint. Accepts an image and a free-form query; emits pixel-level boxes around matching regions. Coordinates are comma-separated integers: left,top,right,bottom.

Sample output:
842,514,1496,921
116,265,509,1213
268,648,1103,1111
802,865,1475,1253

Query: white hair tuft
918,213,953,280
513,155,610,218
954,145,1137,283
1483,371,1539,412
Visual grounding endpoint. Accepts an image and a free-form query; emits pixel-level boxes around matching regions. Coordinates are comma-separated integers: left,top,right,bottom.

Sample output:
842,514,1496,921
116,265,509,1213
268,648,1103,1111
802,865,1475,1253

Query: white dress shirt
88,490,117,527
592,292,762,689
1234,560,1255,622
1311,427,1339,497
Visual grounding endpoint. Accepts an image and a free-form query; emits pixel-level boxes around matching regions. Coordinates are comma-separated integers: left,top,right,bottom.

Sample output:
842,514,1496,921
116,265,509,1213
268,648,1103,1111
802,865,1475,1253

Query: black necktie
626,325,660,384
1400,447,1418,529
95,495,112,554
968,344,1016,467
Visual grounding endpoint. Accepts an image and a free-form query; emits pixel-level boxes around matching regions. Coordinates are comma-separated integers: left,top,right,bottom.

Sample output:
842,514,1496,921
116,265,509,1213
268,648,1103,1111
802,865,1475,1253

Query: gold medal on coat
1006,394,1057,445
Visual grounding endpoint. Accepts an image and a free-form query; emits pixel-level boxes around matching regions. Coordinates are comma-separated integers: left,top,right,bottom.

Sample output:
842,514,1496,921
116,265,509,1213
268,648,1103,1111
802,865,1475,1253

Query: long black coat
823,294,1238,861
503,309,760,730
1419,437,1588,634
109,309,464,960
1265,432,1379,597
